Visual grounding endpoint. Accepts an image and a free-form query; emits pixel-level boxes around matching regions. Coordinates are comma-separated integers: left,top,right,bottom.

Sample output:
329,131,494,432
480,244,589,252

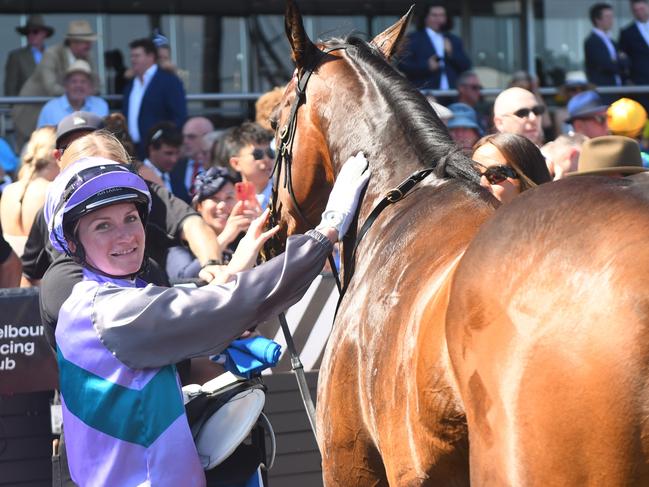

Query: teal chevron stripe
57,348,184,447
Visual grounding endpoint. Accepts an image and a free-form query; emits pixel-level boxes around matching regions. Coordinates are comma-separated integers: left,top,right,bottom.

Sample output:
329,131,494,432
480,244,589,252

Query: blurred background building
0,0,638,124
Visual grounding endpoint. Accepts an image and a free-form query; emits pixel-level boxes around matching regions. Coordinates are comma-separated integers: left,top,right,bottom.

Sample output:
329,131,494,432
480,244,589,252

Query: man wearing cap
447,102,482,154
36,60,107,128
568,135,648,177
566,90,610,138
12,20,99,150
5,15,54,97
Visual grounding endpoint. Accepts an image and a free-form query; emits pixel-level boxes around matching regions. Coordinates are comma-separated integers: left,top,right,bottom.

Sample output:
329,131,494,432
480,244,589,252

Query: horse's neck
356,150,424,225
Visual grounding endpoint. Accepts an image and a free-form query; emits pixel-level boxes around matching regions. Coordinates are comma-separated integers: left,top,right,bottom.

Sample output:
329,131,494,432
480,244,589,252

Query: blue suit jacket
619,23,649,85
123,67,187,160
584,32,627,87
398,30,471,90
168,157,192,204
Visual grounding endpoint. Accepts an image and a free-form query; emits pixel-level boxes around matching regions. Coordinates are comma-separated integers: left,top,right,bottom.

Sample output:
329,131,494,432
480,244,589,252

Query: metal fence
2,84,649,141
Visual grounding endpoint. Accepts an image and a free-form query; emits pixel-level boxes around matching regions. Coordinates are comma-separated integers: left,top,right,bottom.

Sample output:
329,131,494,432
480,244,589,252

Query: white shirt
592,28,621,85
257,180,273,210
128,64,158,143
425,27,449,90
636,20,649,48
143,157,172,191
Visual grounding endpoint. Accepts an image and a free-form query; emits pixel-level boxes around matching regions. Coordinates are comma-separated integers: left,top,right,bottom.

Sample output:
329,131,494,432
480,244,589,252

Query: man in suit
5,15,54,97
397,2,471,91
11,20,98,150
123,38,187,161
169,117,215,203
584,3,628,99
620,0,649,111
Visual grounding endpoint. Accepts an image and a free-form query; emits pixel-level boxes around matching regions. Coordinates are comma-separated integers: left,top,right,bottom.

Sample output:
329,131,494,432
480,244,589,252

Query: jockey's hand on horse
316,151,370,241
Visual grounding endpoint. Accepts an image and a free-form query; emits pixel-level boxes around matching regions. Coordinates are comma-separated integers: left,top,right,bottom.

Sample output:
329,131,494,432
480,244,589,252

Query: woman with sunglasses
472,133,552,203
166,166,261,281
44,153,369,486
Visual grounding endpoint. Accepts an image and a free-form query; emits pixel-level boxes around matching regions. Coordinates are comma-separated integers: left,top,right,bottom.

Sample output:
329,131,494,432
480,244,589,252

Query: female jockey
44,154,368,486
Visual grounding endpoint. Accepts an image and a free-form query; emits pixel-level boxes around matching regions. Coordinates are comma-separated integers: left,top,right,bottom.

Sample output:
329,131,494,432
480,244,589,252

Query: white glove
316,151,370,240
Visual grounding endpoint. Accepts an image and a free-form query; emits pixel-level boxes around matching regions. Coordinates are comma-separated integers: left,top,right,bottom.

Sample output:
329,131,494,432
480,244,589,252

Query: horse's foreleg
318,343,388,487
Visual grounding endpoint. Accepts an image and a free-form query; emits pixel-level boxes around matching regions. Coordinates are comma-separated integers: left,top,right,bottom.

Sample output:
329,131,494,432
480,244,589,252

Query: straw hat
16,15,54,37
65,20,97,42
64,59,93,79
568,135,648,176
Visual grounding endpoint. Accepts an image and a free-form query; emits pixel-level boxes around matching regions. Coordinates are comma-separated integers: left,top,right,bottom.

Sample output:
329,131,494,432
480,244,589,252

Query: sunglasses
481,165,519,184
581,114,607,125
463,84,483,91
249,148,275,160
510,105,546,119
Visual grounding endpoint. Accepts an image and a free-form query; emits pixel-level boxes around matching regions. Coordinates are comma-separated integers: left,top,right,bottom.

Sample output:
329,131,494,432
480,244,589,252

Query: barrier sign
0,288,57,394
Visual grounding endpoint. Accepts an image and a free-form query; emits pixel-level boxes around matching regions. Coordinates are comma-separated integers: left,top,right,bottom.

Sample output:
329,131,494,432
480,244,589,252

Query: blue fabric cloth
0,138,18,173
37,94,109,128
214,337,281,378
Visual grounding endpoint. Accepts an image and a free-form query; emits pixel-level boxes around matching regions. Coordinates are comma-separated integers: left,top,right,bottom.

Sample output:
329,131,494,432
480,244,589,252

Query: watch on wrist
319,210,344,231
201,259,222,268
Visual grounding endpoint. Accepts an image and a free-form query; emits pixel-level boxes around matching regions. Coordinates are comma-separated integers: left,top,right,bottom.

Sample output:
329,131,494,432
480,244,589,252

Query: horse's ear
370,5,415,61
285,0,317,70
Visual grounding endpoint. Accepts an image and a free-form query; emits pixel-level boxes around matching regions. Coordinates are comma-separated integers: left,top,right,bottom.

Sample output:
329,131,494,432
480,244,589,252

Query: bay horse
270,2,496,485
445,175,649,486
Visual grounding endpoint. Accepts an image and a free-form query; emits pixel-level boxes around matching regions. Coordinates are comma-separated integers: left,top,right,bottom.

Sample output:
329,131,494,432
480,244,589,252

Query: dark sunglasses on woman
481,165,519,184
511,105,546,119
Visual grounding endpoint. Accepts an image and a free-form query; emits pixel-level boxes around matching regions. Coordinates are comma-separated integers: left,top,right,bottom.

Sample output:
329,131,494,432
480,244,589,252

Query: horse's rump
447,177,649,486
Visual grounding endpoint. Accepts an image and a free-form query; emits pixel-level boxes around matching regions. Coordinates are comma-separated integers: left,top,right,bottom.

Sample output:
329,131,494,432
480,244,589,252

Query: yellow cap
607,98,647,138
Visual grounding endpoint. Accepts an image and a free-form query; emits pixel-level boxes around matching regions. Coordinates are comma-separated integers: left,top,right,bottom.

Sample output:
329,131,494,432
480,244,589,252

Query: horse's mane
324,35,480,185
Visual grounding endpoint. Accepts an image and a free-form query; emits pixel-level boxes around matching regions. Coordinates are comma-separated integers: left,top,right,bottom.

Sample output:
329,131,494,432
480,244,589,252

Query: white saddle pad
194,388,266,470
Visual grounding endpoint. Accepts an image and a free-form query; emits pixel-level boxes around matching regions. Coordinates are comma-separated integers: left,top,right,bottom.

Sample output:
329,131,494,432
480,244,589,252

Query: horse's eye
270,118,278,131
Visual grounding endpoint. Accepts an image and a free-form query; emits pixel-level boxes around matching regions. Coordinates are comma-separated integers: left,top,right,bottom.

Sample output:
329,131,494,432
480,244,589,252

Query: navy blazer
168,157,192,204
398,30,471,90
584,32,627,87
619,23,649,85
123,67,187,160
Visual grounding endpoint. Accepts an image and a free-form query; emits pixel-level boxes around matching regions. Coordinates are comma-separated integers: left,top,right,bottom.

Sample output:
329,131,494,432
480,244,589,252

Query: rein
265,43,434,440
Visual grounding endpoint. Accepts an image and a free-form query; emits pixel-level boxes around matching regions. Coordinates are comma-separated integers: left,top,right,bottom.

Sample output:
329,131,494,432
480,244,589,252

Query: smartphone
235,181,258,205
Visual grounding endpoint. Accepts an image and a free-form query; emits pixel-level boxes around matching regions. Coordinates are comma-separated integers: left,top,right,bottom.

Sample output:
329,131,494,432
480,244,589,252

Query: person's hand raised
217,200,261,249
226,208,279,275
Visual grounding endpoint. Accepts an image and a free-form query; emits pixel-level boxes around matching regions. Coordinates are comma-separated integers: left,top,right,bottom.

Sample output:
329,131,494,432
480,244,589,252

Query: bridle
265,44,349,274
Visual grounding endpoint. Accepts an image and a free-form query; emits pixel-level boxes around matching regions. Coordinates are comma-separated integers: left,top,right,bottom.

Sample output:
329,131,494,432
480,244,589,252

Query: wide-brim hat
65,20,97,42
64,59,93,79
447,102,483,134
16,15,54,38
567,135,649,176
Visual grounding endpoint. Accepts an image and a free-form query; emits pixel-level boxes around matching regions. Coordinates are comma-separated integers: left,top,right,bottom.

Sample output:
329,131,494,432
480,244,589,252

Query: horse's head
266,0,413,255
